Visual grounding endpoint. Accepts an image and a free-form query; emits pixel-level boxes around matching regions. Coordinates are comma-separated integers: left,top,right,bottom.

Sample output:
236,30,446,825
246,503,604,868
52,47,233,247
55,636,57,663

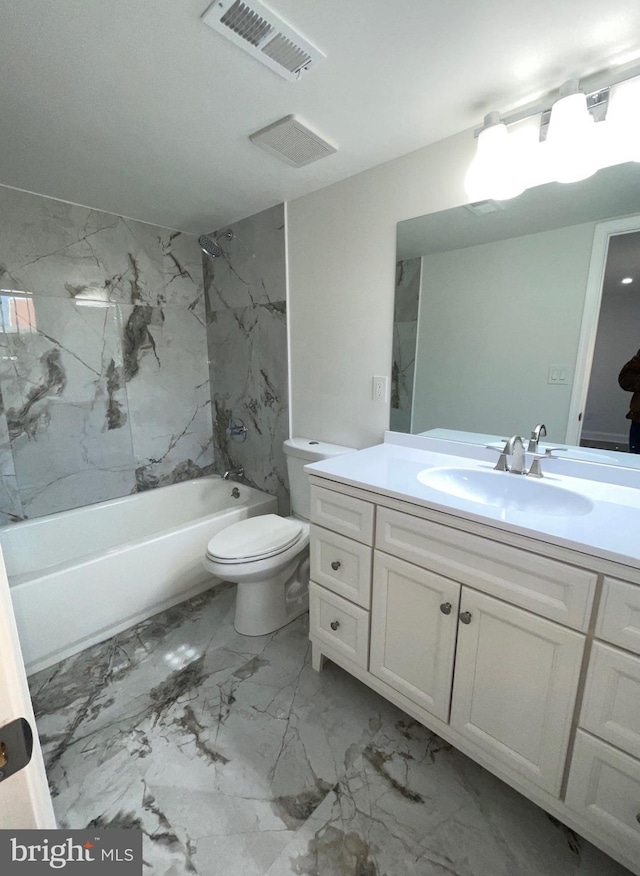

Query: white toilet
204,438,354,636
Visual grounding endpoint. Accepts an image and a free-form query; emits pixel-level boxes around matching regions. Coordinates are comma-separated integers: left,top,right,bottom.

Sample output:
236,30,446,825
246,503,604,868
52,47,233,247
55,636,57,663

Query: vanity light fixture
546,79,598,184
466,61,640,201
464,112,526,202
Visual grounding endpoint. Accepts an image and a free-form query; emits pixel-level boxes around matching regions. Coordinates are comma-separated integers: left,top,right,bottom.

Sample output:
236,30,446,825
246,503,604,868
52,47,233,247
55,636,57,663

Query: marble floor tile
29,586,632,876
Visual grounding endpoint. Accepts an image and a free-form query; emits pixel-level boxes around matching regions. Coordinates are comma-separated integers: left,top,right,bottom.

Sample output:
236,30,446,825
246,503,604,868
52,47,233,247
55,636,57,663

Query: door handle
0,718,34,783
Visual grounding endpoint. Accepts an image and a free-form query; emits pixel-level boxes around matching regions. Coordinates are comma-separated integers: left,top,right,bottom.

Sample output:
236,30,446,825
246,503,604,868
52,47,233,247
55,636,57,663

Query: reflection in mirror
392,161,640,468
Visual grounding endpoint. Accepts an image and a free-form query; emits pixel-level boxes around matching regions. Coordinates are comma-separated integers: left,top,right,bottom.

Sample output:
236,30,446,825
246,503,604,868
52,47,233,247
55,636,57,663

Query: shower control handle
331,560,341,571
330,620,340,631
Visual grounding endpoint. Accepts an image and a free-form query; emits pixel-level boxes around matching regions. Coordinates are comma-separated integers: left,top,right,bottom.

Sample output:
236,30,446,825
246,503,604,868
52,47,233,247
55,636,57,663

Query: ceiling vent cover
250,116,337,167
201,0,325,81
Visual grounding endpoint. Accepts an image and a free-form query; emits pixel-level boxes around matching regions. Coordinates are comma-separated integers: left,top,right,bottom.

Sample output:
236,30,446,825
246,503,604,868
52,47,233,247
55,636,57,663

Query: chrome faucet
222,467,244,480
491,435,527,474
504,435,527,474
527,423,547,453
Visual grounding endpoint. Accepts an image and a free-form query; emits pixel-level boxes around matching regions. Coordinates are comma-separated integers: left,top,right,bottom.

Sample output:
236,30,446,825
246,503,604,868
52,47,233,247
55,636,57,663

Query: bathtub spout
222,467,244,481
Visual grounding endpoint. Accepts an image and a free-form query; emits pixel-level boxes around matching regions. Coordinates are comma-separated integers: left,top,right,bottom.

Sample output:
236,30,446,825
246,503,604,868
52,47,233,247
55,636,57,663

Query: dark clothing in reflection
618,348,640,453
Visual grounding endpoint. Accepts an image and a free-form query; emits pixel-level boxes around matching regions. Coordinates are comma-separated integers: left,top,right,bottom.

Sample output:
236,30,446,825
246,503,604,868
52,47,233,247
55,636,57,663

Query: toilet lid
206,515,304,562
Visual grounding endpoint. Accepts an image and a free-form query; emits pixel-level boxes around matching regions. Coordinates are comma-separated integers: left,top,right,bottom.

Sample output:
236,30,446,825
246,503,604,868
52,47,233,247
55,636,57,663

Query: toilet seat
206,514,304,564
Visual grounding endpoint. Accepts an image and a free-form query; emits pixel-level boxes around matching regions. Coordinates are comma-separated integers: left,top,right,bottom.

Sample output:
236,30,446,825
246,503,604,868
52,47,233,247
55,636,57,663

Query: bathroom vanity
306,433,640,875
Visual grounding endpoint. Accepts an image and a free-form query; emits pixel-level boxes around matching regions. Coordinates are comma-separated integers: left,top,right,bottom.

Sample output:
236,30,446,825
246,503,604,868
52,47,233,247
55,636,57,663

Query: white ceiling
2,0,640,233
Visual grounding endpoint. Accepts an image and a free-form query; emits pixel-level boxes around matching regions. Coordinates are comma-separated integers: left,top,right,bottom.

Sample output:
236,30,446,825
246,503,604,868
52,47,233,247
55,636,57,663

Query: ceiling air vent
201,0,325,82
250,116,337,167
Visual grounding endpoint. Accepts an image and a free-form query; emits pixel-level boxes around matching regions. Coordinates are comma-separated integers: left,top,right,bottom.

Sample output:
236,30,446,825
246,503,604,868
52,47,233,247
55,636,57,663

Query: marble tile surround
30,586,632,876
204,204,289,514
0,186,212,520
391,258,420,434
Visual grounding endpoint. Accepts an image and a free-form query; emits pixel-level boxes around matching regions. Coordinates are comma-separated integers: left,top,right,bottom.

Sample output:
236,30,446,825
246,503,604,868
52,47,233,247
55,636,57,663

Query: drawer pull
331,560,341,571
330,620,340,631
459,611,472,624
440,602,452,615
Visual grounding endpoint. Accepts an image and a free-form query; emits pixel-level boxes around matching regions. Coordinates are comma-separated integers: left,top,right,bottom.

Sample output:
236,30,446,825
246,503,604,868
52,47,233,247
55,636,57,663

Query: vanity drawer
310,525,372,608
596,577,640,655
581,642,640,760
376,507,596,630
310,486,374,545
565,731,640,864
309,582,370,668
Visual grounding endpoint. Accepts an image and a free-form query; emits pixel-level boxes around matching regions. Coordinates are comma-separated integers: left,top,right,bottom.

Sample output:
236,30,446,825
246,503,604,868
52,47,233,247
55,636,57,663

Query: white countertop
305,434,640,570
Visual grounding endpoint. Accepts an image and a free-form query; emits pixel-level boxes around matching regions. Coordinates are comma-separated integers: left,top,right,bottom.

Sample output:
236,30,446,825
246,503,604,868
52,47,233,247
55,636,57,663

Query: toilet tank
283,438,355,521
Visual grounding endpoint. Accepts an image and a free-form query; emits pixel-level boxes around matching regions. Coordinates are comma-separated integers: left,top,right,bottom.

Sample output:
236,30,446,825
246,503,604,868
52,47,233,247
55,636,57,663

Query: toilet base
233,553,310,636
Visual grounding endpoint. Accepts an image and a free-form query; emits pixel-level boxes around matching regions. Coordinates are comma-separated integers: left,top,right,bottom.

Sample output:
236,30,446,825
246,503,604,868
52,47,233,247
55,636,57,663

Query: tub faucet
527,423,547,453
222,467,244,481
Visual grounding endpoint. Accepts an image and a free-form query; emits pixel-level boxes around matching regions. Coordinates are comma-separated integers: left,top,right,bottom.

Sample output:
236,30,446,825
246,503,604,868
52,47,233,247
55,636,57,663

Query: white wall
411,224,596,443
287,131,474,448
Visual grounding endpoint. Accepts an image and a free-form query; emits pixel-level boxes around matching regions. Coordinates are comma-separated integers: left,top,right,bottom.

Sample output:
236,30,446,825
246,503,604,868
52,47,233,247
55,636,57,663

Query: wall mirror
392,161,640,468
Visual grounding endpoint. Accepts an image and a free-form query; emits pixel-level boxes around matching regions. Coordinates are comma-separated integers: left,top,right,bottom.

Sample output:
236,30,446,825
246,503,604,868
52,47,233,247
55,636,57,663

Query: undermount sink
417,466,594,517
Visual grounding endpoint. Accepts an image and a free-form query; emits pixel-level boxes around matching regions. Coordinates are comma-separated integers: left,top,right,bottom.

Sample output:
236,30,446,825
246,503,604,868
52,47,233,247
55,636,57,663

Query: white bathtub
1,477,277,674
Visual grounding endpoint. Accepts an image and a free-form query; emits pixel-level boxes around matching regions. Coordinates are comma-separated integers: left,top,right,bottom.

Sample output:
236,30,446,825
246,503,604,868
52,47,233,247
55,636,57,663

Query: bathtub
1,477,277,674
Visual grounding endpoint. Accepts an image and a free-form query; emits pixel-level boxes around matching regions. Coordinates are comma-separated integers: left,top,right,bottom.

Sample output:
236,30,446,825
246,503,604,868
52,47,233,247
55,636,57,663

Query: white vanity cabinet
369,552,460,722
450,587,584,795
308,476,640,876
563,576,640,865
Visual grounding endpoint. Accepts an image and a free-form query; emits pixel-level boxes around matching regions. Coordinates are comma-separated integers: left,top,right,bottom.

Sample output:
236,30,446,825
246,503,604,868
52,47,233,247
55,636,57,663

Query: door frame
567,213,640,445
0,546,55,829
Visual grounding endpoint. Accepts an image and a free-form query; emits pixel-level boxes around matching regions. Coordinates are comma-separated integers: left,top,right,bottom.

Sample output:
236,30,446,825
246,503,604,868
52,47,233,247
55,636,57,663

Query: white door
0,544,55,828
369,552,460,721
450,587,585,796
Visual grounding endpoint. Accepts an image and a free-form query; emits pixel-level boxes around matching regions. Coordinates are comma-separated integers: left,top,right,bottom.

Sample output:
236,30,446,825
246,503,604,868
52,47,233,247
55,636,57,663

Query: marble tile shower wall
204,204,289,515
390,258,421,433
0,187,213,522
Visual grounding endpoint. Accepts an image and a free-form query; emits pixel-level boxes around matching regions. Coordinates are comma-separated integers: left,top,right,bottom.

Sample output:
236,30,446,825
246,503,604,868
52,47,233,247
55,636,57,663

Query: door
0,544,55,828
568,214,640,447
450,587,585,796
369,551,460,721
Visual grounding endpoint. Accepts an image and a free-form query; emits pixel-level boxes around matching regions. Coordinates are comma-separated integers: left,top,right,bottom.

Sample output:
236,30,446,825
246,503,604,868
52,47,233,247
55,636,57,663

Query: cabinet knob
331,560,341,571
330,620,340,631
440,602,452,615
459,611,472,624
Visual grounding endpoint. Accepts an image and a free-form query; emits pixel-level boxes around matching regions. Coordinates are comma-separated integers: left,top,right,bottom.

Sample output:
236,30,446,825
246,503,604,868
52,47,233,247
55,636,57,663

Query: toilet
204,438,354,636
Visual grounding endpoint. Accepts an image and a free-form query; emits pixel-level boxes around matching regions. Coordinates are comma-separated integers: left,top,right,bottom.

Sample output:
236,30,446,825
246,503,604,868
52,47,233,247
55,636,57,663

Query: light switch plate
548,365,569,385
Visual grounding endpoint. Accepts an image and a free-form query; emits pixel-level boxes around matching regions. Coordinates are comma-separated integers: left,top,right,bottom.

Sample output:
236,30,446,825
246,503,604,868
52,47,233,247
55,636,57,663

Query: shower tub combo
1,477,276,674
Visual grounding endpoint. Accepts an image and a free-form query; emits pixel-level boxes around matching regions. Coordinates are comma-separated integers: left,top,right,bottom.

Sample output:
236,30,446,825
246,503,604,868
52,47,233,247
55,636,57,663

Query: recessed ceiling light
621,277,634,284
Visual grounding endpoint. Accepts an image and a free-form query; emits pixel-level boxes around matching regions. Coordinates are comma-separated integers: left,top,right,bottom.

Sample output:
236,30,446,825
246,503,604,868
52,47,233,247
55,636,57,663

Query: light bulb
546,83,598,183
605,77,640,164
465,114,526,202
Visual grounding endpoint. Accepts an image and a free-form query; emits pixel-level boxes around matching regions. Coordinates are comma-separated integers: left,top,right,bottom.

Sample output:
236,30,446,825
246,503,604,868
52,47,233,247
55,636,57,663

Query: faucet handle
527,449,560,477
486,443,509,471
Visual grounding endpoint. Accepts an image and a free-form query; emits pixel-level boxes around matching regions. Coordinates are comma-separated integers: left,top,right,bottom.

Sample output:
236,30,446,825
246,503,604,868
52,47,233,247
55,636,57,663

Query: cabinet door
565,730,640,864
450,588,585,796
370,552,460,722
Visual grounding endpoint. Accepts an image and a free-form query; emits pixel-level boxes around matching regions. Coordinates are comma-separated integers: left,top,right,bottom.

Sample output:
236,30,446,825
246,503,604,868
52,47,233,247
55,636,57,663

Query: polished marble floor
29,584,630,876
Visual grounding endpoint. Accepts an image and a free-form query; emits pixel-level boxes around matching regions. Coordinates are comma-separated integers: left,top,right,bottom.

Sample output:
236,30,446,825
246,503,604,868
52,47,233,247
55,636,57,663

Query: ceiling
2,0,640,234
